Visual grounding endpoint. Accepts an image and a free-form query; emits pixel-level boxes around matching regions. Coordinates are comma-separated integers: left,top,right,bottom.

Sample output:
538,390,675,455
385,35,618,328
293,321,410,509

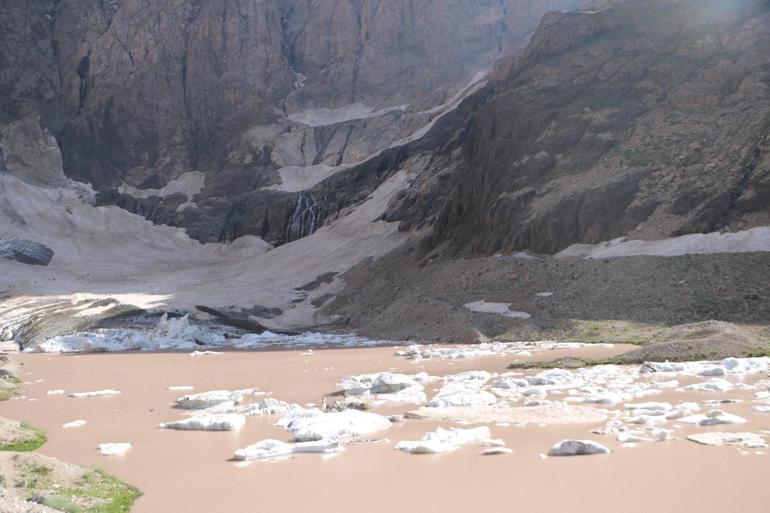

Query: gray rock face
0,115,67,187
0,237,54,266
0,0,580,243
395,0,770,255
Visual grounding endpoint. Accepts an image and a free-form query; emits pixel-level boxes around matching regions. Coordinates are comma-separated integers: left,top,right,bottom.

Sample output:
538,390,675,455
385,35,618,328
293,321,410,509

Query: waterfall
286,192,322,242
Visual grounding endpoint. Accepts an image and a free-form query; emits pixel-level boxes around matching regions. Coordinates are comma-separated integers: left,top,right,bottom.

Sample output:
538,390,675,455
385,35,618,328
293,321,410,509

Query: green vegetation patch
0,421,47,452
0,369,21,401
58,469,142,513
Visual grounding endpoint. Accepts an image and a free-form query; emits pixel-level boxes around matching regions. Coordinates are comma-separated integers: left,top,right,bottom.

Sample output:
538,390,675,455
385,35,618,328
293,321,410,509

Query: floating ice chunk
175,388,261,409
428,382,497,408
688,432,767,449
648,428,673,441
281,410,391,442
582,392,631,405
70,389,121,398
548,439,610,457
684,379,733,393
752,406,770,413
341,372,421,395
233,439,342,461
618,432,649,443
235,398,298,416
388,415,405,423
442,371,493,384
167,385,194,392
625,402,672,411
680,410,746,426
642,361,686,374
528,369,577,387
99,443,131,456
653,380,680,389
160,413,246,431
697,366,726,377
190,351,223,357
395,426,493,454
482,447,513,456
47,389,65,395
63,420,87,429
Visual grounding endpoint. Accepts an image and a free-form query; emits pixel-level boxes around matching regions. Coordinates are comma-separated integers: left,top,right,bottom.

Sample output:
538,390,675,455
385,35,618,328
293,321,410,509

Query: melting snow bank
397,341,612,361
395,426,501,455
555,226,770,259
548,440,610,457
32,314,395,353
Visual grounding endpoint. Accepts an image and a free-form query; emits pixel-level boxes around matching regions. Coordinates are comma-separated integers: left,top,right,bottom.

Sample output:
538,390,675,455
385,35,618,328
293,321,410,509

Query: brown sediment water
2,344,770,513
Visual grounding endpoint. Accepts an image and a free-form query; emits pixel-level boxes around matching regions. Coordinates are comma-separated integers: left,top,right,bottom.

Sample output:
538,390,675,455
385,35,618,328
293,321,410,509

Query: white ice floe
625,402,672,411
339,372,428,407
641,357,770,377
341,372,421,395
235,398,300,416
69,389,121,398
159,413,246,431
395,426,494,455
99,443,131,456
679,410,746,426
397,341,611,361
62,420,87,429
428,382,497,408
233,439,343,461
280,409,392,442
174,388,261,410
752,405,770,413
548,439,611,457
167,385,194,392
46,389,65,395
687,432,767,449
682,379,734,393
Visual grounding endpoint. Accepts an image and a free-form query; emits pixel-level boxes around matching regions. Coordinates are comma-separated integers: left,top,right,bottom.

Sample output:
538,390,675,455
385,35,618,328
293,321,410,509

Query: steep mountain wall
0,0,580,244
393,0,770,255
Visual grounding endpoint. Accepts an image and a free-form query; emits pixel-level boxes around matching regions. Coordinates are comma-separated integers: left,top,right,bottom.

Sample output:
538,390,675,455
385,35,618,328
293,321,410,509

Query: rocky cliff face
0,0,579,244
391,0,770,255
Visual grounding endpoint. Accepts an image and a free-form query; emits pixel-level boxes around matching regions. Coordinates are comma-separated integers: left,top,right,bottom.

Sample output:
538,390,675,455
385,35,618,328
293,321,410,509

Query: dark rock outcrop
0,237,54,266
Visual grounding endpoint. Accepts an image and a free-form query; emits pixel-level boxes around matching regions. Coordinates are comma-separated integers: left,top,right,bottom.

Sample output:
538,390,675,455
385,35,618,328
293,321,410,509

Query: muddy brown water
3,344,770,513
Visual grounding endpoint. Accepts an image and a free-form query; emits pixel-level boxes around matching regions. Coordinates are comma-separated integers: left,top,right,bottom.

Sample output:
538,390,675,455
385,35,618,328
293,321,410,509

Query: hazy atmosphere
1,1,769,512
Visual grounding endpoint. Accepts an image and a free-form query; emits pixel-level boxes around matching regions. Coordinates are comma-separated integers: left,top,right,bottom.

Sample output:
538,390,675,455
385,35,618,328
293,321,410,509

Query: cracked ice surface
32,314,396,353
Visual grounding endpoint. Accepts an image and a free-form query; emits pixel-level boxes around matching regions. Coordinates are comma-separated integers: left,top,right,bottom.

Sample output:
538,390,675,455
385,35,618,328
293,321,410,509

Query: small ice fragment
190,351,223,357
47,389,66,395
482,447,513,455
548,439,610,457
63,420,87,429
70,389,121,398
99,443,131,456
167,385,194,392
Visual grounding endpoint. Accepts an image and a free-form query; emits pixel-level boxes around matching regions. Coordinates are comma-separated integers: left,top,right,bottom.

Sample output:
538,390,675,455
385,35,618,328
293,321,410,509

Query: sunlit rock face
0,0,579,244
